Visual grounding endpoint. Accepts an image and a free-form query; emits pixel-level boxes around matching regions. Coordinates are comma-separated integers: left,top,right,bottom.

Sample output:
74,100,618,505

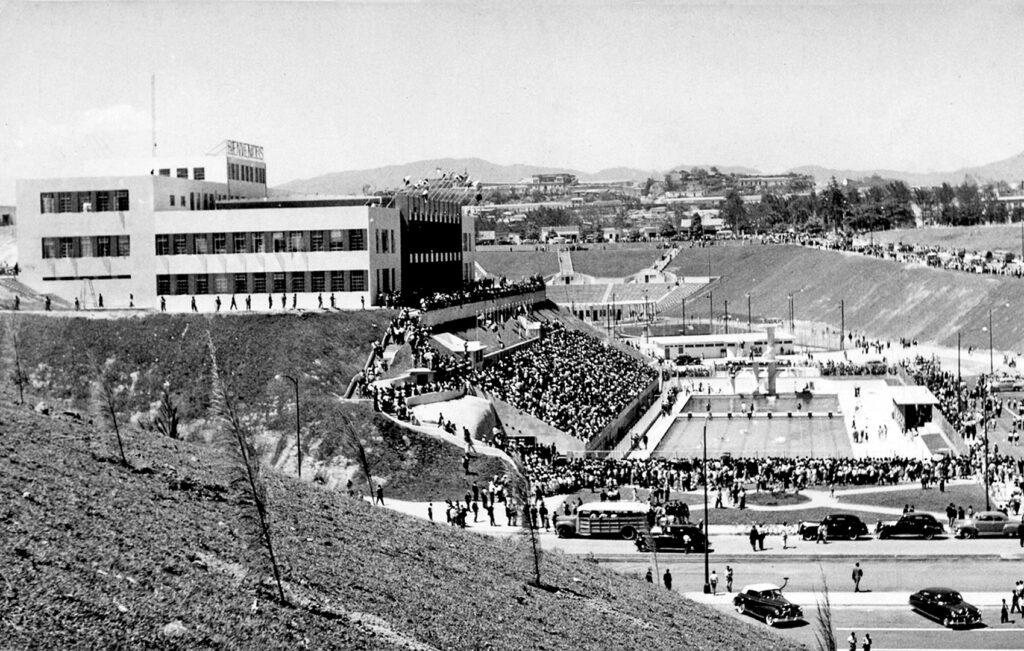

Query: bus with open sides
555,500,650,540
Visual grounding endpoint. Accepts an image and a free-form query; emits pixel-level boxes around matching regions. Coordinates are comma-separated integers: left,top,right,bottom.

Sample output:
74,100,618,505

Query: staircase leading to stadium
557,249,574,277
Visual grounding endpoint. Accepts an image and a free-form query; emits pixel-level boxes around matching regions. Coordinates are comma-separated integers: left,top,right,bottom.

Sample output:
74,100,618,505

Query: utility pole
702,416,711,594
840,299,845,351
708,291,713,335
747,293,752,331
985,307,993,511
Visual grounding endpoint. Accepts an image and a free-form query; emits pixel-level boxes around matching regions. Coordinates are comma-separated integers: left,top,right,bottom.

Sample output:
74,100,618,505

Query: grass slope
476,250,559,278
571,249,664,278
668,242,1024,351
0,397,799,650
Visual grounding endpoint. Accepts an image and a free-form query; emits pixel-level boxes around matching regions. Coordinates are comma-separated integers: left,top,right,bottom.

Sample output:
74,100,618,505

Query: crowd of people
819,360,895,376
470,324,658,441
514,447,1024,503
796,237,1024,279
414,276,546,311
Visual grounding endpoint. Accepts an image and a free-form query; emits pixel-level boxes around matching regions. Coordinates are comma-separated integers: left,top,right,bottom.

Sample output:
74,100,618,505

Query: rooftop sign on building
224,140,264,161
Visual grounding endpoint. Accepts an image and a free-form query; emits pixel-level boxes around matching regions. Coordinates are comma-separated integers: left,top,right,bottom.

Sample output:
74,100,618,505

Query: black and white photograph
3,1,1024,649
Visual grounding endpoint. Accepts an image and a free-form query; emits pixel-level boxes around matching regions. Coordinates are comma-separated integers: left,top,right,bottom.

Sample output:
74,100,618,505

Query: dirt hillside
0,393,800,650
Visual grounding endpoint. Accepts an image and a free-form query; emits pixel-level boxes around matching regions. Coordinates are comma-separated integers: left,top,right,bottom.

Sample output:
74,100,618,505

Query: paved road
610,559,1024,650
543,529,1024,560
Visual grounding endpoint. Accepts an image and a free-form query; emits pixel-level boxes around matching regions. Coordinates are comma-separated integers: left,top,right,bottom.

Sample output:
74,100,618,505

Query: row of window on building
169,191,224,210
228,162,265,184
154,229,368,256
40,190,130,214
41,235,130,259
156,270,373,296
409,251,463,263
158,168,205,181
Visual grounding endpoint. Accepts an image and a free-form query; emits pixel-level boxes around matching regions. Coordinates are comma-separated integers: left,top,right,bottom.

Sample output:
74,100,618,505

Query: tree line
719,176,1024,235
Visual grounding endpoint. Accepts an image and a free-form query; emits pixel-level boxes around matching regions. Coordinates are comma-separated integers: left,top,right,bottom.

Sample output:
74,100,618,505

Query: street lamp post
724,299,729,335
276,374,302,479
746,293,752,331
787,293,794,334
702,415,711,594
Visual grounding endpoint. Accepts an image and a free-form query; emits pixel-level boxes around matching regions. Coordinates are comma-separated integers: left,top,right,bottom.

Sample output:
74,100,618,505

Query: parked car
877,513,944,539
675,354,702,366
634,524,710,553
909,587,982,628
990,375,1024,392
954,511,1021,538
798,514,870,541
733,583,804,627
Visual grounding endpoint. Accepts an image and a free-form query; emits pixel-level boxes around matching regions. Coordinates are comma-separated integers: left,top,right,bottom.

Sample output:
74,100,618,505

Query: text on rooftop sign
225,140,264,161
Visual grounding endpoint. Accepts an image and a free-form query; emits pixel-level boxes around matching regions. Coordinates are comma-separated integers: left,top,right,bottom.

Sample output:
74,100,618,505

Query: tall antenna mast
151,73,157,157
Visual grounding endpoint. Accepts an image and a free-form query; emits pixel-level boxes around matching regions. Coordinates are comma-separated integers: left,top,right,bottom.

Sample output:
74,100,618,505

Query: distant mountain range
275,151,1024,195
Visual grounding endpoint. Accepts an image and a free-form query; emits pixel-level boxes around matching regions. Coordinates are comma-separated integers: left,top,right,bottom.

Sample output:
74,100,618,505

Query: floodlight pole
702,416,711,594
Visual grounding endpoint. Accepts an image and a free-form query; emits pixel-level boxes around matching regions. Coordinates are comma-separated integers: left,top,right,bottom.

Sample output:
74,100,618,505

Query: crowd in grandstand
470,324,658,441
419,276,546,311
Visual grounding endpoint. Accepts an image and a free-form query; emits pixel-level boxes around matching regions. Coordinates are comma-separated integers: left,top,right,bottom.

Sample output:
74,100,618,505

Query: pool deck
629,373,933,461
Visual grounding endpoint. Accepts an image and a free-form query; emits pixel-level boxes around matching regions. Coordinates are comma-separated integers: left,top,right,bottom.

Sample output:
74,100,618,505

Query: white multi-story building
16,141,405,311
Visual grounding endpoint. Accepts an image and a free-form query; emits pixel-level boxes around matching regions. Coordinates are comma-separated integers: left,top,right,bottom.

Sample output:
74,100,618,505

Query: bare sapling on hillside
339,411,375,501
88,352,129,467
510,455,544,589
153,382,180,439
207,335,287,604
2,316,28,405
814,568,836,651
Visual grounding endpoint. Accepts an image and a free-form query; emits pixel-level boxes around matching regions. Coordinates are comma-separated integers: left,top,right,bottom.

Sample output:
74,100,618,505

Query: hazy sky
2,1,1023,202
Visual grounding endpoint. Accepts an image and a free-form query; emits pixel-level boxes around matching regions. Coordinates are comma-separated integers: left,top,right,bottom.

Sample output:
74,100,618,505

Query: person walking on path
709,569,718,595
427,502,433,522
374,484,385,506
749,524,760,552
852,562,864,592
847,632,857,651
862,633,872,651
663,569,672,591
725,566,733,593
1002,599,1010,623
645,568,653,583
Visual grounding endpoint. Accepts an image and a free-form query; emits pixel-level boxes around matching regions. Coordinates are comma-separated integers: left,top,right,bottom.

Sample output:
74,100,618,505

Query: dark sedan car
635,524,710,553
799,514,870,541
909,587,982,628
733,583,804,627
877,513,944,539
